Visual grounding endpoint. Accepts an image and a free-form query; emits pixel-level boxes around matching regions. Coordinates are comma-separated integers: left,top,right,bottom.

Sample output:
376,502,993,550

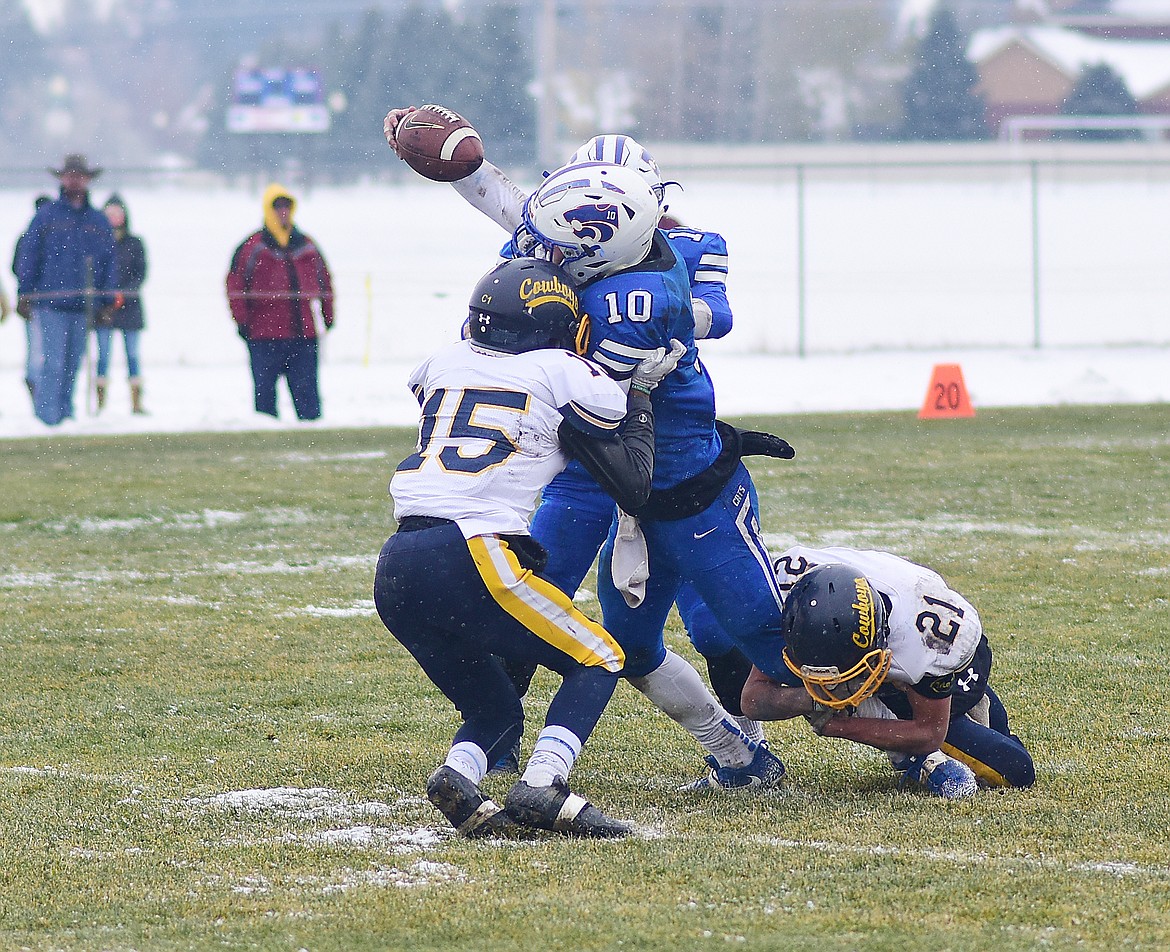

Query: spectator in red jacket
225,184,334,421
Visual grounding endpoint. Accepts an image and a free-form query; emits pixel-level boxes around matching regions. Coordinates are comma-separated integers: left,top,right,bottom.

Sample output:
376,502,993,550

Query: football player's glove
738,428,796,460
630,338,687,395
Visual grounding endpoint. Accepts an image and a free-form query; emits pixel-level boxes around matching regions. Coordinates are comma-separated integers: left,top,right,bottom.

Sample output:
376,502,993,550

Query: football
395,104,484,182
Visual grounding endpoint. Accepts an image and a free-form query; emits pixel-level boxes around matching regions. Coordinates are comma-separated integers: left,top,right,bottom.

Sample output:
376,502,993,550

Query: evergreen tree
0,0,50,156
900,4,987,141
1060,62,1140,141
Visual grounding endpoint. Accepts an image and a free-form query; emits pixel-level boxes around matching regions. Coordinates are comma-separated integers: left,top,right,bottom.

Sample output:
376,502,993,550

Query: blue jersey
663,227,732,340
576,231,720,489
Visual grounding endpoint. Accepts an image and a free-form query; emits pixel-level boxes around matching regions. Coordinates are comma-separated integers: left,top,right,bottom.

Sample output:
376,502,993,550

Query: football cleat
486,737,521,777
892,751,978,800
679,742,787,792
425,765,518,837
504,776,634,838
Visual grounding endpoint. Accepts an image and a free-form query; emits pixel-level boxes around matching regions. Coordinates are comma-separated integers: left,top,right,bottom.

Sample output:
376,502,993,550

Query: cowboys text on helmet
520,274,577,316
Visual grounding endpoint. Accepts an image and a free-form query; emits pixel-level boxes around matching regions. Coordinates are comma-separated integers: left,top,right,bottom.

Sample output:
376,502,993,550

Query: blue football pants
596,462,787,680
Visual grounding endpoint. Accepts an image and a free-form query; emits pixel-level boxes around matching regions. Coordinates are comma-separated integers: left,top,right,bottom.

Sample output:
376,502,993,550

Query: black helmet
467,258,588,355
781,564,892,710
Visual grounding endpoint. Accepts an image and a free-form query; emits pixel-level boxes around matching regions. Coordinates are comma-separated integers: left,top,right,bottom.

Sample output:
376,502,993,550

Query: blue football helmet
467,257,587,355
510,162,661,285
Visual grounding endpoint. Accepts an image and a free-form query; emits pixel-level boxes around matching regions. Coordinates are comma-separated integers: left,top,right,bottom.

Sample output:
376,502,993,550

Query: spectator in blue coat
14,154,117,426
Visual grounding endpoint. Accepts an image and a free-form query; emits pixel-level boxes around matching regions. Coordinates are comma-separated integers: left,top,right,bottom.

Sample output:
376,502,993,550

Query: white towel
611,510,649,608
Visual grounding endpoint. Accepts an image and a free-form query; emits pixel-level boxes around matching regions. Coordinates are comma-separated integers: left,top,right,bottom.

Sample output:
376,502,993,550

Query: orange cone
918,364,974,419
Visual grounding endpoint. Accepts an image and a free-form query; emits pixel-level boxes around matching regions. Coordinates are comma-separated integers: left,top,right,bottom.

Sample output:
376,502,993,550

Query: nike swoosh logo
693,527,718,540
403,118,445,130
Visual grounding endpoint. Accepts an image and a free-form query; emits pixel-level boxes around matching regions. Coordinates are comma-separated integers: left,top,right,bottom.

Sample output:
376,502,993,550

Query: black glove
738,429,796,460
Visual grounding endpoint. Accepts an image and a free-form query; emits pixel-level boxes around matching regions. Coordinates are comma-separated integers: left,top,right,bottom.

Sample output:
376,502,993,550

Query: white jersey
774,545,982,688
390,339,627,539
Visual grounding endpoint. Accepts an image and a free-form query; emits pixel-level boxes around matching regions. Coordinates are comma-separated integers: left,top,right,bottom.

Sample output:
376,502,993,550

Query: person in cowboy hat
13,154,117,426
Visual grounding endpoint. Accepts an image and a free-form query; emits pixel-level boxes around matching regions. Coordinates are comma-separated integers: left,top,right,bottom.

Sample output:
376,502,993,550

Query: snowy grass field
3,405,1169,951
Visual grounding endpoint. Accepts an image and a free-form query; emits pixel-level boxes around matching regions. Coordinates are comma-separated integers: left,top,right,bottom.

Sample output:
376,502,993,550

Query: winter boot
95,378,108,412
130,377,146,415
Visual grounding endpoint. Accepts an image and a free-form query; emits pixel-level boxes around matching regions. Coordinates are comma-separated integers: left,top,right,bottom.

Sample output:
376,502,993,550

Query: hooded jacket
102,194,147,331
13,188,117,312
225,184,334,342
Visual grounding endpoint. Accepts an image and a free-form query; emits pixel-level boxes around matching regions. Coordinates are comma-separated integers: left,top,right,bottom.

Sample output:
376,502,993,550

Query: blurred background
2,0,1169,421
3,0,1170,186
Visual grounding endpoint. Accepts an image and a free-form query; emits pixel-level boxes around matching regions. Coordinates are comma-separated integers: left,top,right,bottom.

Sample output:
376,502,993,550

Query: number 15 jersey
390,339,628,539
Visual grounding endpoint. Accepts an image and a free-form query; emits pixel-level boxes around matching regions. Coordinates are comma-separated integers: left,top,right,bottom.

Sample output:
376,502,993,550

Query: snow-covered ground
1,176,1167,439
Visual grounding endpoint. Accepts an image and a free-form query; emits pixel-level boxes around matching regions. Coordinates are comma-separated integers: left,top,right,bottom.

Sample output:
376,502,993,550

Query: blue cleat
892,751,978,799
486,737,521,777
679,742,786,791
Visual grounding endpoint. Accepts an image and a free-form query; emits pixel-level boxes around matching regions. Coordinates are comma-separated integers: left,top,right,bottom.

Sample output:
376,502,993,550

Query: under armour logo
957,671,981,692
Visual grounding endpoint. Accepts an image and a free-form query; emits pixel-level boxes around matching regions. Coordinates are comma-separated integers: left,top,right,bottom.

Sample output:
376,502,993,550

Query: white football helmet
512,162,661,284
567,135,668,206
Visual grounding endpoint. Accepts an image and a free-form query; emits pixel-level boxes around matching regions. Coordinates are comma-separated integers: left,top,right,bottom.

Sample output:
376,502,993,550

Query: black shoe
425,765,517,837
505,776,633,838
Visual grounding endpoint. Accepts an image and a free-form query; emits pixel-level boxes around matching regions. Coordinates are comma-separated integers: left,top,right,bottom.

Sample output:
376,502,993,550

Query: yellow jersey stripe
467,535,625,672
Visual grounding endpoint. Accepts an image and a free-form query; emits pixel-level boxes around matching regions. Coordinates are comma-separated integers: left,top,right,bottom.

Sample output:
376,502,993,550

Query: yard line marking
746,835,1170,880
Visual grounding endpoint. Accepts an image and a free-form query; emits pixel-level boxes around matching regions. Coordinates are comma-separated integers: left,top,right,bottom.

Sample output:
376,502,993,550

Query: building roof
1111,0,1170,18
969,25,1170,98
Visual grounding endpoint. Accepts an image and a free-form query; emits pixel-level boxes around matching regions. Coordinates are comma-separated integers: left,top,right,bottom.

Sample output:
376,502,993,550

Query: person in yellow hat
225,184,335,421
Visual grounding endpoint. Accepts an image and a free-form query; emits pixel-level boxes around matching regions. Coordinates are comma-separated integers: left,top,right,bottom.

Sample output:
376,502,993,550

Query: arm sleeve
558,390,655,514
689,233,732,339
450,160,528,233
313,244,335,325
13,218,43,294
129,237,147,288
225,239,252,327
692,284,732,340
99,228,119,308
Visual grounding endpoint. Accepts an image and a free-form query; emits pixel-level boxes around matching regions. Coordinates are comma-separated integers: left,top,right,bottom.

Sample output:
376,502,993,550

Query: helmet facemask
572,312,591,357
783,645,892,710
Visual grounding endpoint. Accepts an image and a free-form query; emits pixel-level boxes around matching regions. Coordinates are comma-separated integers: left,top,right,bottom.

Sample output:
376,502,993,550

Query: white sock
628,650,756,768
521,725,582,788
445,741,488,785
734,714,766,746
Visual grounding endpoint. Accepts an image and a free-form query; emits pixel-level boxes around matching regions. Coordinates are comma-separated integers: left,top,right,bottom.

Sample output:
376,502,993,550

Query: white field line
0,553,375,590
746,835,1170,881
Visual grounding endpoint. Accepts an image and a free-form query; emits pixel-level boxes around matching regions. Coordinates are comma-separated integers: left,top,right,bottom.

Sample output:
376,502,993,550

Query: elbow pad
692,298,713,340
